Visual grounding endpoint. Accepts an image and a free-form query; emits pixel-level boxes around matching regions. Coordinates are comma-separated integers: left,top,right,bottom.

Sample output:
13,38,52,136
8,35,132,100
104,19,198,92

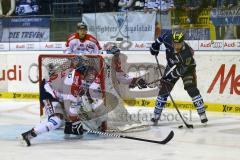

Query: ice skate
199,112,208,126
19,129,37,147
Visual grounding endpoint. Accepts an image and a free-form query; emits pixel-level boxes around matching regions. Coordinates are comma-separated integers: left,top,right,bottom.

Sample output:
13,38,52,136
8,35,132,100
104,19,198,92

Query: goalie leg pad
116,71,133,84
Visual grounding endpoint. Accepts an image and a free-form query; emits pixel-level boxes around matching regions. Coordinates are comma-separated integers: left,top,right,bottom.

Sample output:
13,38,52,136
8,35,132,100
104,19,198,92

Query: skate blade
17,136,29,147
201,122,208,127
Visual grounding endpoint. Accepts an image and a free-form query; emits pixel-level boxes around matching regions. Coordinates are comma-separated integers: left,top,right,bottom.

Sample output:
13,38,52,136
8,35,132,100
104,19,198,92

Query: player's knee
158,88,169,97
185,86,200,98
47,116,63,131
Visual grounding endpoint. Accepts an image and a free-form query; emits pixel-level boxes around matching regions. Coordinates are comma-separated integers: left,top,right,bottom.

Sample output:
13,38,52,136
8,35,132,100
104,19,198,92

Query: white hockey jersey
65,32,102,54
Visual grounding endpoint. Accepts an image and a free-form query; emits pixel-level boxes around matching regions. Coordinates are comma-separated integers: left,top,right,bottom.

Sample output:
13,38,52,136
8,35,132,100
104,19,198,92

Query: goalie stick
86,129,174,145
74,95,173,144
155,55,194,129
76,106,173,144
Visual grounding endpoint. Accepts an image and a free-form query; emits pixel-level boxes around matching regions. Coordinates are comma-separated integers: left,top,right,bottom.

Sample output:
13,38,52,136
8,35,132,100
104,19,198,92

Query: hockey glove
150,42,160,56
64,121,84,135
129,78,148,89
162,72,178,82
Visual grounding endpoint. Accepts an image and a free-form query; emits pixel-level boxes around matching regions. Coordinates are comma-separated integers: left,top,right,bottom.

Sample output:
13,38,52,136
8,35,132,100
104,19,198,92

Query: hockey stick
155,55,194,128
86,129,174,145
77,109,173,145
147,78,162,86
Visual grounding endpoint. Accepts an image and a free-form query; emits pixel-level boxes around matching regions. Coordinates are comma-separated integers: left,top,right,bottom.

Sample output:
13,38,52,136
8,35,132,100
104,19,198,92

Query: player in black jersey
150,31,208,125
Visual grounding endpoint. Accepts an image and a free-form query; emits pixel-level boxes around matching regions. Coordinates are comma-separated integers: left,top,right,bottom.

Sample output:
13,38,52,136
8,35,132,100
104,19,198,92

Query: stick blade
158,130,174,144
186,124,194,129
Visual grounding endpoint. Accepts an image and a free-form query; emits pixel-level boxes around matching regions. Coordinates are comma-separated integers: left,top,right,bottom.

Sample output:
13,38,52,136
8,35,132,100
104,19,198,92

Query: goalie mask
47,63,61,77
106,44,121,55
71,56,91,75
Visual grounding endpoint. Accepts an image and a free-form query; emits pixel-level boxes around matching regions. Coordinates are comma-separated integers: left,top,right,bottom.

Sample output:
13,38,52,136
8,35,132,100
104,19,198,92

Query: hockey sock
154,96,167,119
33,116,63,135
192,95,205,115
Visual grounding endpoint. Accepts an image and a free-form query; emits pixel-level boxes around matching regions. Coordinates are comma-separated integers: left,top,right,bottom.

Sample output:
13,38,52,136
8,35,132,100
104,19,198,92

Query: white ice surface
0,99,240,160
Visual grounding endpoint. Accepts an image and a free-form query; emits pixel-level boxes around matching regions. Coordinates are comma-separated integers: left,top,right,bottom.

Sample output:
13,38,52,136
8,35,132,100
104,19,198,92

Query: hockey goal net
38,54,149,132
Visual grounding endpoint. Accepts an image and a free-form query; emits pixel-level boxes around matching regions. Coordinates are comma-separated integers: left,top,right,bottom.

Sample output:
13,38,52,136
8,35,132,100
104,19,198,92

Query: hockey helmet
77,21,88,30
172,31,184,43
71,56,90,74
106,44,121,55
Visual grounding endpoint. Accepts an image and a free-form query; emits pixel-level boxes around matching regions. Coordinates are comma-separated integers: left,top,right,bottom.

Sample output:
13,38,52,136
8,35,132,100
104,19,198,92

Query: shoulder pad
66,33,80,47
86,34,102,50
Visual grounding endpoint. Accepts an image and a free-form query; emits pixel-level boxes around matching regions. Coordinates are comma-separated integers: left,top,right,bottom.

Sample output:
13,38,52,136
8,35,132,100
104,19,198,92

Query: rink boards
0,51,240,114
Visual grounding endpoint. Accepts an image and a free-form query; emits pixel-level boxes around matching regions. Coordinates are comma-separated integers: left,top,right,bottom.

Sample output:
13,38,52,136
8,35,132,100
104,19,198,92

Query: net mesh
39,54,149,132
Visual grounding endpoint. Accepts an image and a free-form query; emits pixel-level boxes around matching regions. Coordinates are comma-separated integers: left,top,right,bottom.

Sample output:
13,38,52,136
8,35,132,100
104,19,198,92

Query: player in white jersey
64,22,102,54
20,56,103,146
106,44,148,89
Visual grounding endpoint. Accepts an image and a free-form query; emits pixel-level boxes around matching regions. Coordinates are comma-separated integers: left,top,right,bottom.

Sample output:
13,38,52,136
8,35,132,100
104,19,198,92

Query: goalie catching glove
129,78,148,89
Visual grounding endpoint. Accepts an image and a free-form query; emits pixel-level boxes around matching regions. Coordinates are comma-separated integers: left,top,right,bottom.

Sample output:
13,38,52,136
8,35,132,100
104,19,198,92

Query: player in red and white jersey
20,56,103,146
65,22,102,54
106,44,148,89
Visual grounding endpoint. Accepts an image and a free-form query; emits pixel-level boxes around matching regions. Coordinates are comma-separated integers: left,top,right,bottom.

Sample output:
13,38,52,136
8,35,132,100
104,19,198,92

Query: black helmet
77,22,87,30
172,31,184,43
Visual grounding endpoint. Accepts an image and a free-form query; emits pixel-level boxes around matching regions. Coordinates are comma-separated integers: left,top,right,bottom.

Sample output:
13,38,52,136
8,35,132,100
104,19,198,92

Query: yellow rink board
0,92,240,114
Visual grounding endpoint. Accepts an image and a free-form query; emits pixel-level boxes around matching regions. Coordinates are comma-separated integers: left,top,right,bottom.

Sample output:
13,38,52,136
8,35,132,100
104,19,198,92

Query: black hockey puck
178,125,183,129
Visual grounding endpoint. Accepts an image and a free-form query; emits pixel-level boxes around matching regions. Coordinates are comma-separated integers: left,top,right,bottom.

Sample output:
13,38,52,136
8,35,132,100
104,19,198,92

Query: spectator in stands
216,0,225,8
118,0,135,12
184,0,202,25
201,0,215,9
109,0,119,12
15,0,39,16
95,0,108,12
39,0,52,15
0,0,15,16
144,0,158,13
95,0,119,12
132,0,145,11
227,0,238,8
156,0,174,37
81,0,95,13
158,0,174,12
215,0,238,8
172,0,186,25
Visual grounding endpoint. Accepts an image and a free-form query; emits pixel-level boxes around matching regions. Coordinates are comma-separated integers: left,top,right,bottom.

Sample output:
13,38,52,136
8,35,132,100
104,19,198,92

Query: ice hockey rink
0,99,239,160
